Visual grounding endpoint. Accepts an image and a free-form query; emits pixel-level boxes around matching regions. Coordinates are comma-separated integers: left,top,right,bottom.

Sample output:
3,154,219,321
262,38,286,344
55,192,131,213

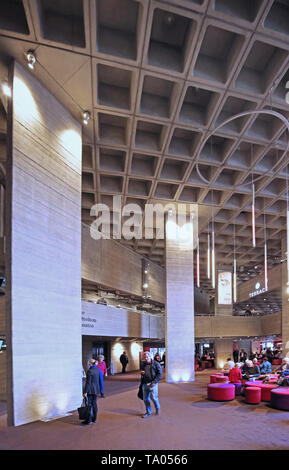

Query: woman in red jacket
96,354,108,397
228,363,242,384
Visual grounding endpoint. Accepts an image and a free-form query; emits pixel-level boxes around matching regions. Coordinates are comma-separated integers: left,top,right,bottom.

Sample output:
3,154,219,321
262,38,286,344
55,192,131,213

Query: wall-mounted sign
218,271,232,305
249,281,268,298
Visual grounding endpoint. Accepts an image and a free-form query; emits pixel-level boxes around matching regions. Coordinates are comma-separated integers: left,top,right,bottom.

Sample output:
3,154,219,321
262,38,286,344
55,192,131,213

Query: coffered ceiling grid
0,0,289,281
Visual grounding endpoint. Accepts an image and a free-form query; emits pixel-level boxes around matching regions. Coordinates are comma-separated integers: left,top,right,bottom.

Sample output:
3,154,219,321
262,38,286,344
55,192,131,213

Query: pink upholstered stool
210,374,226,383
207,383,235,401
259,384,278,402
271,387,289,410
215,375,229,383
245,387,261,404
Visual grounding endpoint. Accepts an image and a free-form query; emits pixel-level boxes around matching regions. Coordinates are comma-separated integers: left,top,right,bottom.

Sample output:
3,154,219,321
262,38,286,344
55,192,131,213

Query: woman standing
96,354,107,398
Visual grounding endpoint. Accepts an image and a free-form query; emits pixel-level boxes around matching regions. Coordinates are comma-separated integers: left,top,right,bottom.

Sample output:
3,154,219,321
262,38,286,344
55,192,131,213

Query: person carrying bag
78,396,90,422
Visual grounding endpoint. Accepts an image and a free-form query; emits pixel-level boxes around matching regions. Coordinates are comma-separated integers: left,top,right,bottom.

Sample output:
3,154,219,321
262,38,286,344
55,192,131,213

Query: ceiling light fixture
1,81,11,97
211,188,215,289
82,111,91,125
286,165,289,287
197,236,200,288
207,229,210,280
264,210,268,292
233,223,237,303
26,50,36,70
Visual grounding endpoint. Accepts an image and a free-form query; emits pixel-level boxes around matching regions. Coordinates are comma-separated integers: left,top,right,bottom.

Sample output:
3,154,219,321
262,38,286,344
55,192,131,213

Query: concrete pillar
215,265,233,316
6,62,82,426
214,338,233,369
165,214,195,383
281,237,289,358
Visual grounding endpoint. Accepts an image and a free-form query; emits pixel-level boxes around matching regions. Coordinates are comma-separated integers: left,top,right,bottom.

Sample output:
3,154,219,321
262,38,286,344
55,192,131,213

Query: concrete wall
82,301,164,339
6,62,82,425
238,264,281,303
82,224,164,303
195,313,281,339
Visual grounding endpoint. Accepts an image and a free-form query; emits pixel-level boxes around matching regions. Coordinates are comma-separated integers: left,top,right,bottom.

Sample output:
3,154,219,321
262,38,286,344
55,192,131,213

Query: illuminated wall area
6,62,82,426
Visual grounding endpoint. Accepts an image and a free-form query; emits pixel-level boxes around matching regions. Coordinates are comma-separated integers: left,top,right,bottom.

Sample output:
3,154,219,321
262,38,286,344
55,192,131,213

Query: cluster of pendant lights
1,50,91,127
195,139,286,303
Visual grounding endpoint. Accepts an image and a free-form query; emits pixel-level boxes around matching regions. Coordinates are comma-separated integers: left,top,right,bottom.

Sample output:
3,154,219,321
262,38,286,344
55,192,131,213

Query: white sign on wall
249,281,268,298
218,271,232,305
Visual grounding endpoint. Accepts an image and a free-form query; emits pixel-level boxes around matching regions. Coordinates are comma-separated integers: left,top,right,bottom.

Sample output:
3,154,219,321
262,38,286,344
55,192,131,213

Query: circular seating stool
233,382,242,396
215,375,229,383
245,387,261,404
260,383,278,402
210,374,224,383
271,388,289,411
207,383,235,401
244,380,263,387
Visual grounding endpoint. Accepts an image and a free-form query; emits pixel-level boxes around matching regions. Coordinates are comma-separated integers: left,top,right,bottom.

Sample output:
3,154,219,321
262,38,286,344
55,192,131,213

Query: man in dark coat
83,359,103,425
120,351,129,373
140,351,162,418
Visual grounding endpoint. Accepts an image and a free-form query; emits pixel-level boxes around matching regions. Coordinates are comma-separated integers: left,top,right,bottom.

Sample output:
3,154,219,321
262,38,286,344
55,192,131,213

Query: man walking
120,351,129,373
140,351,162,418
83,358,103,425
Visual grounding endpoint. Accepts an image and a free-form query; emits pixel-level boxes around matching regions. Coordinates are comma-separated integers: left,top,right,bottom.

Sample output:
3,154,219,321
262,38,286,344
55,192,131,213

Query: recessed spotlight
164,13,175,26
82,111,91,125
143,283,148,289
1,81,11,97
26,50,36,70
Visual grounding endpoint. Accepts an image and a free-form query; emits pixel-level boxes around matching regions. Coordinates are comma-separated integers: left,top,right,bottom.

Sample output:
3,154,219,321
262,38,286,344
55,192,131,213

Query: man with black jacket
83,359,103,425
140,351,162,418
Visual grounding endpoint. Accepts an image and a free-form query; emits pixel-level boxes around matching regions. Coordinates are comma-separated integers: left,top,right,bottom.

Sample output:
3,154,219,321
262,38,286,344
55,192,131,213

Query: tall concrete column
214,338,233,369
165,214,195,383
6,62,82,425
281,237,289,358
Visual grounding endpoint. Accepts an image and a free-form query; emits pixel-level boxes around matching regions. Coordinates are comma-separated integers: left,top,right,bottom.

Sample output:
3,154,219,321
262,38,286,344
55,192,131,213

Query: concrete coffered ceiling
0,0,289,289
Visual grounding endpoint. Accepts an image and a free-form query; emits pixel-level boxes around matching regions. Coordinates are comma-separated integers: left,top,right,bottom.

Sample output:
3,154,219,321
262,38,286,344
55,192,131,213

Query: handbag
77,396,91,421
137,384,143,400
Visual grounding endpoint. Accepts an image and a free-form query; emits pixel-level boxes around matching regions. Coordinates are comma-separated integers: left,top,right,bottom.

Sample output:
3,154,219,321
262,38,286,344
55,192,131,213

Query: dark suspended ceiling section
0,0,288,280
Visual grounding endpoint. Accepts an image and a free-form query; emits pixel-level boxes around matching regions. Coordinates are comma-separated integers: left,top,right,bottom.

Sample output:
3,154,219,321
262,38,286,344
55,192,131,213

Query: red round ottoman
245,387,261,404
244,380,263,387
271,388,289,410
215,376,229,383
259,384,278,402
207,384,235,401
210,374,225,383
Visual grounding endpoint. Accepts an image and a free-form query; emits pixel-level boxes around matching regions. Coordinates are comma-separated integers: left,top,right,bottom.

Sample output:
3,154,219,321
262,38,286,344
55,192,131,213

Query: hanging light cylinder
197,237,200,288
264,213,268,292
252,183,256,248
207,232,210,279
233,224,237,303
212,229,215,289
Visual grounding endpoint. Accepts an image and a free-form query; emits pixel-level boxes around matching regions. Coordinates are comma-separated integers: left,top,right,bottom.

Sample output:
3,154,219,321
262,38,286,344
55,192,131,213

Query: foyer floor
1,370,289,450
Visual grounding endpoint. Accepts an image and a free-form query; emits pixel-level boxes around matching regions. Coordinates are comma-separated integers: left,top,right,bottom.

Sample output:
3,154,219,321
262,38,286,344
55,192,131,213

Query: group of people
222,355,289,385
233,347,282,364
81,350,164,425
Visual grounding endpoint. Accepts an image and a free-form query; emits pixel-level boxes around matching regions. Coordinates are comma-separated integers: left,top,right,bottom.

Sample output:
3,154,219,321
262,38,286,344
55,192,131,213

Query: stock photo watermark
89,196,197,243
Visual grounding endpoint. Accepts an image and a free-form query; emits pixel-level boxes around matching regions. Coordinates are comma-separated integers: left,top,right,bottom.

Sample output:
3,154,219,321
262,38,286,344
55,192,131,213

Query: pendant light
197,236,200,288
207,228,210,280
211,190,215,289
264,210,268,292
251,144,256,248
286,165,289,290
233,223,237,303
